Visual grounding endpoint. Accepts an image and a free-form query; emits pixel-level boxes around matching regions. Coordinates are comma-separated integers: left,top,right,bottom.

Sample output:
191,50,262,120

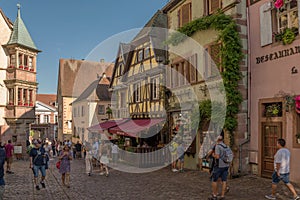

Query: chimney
100,59,105,63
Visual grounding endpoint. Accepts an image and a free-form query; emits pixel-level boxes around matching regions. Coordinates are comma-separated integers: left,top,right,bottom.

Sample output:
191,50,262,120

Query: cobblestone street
2,158,299,200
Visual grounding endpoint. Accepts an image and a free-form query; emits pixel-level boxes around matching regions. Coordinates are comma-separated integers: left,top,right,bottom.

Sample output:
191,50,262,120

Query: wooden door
261,122,282,178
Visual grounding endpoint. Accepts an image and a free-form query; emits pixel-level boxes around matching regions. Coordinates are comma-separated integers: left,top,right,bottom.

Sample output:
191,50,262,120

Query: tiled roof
131,10,167,42
7,6,39,51
36,94,57,109
72,77,111,104
57,59,114,97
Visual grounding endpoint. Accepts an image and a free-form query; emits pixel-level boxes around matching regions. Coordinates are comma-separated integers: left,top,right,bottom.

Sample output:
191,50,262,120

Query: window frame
150,76,160,100
98,105,105,115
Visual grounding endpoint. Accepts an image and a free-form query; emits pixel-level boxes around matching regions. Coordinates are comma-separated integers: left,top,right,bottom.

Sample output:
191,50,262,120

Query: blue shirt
30,147,46,166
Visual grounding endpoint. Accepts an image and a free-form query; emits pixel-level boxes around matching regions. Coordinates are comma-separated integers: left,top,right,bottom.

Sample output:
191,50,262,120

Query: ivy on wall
167,12,244,147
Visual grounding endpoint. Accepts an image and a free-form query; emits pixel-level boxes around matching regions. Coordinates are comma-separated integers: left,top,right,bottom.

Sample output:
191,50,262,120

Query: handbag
56,160,61,169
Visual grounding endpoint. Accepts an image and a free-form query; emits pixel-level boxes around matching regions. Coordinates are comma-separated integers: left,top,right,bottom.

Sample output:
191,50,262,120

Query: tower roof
7,4,39,51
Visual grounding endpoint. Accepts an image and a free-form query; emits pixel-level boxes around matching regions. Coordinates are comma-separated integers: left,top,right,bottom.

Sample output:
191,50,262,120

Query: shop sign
256,45,300,64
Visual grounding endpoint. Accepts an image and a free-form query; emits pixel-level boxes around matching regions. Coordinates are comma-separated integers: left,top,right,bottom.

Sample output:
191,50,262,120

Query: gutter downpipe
238,6,251,174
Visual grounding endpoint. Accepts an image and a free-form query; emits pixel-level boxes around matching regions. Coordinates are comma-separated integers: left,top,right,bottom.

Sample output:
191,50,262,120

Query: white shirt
112,144,119,154
274,148,290,174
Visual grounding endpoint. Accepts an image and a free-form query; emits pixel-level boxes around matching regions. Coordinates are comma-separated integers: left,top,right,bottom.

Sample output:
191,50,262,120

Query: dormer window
137,49,143,63
144,47,150,59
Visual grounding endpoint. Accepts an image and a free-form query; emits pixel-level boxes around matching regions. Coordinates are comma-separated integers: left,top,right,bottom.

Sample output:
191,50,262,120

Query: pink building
248,0,300,182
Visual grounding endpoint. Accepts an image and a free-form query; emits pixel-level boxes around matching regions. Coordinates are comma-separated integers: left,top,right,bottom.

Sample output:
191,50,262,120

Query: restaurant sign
256,45,300,64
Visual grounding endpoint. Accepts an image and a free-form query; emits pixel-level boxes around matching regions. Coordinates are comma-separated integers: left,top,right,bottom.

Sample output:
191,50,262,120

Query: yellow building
163,0,248,173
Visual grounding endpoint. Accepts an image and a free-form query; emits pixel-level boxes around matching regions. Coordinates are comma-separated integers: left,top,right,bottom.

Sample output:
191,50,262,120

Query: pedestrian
265,138,300,200
209,135,230,200
0,142,6,198
5,140,14,174
99,140,109,177
51,139,56,157
75,141,82,159
29,139,47,190
169,139,178,172
111,141,119,167
84,142,93,176
83,145,87,159
177,141,185,172
59,145,72,188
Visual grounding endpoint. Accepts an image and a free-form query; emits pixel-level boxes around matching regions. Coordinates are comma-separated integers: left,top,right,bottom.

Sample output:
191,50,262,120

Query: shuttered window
189,54,197,83
178,3,192,28
205,43,222,78
209,0,222,15
260,2,273,46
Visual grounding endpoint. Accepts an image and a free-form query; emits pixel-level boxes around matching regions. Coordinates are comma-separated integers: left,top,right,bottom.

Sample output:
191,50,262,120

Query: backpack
218,144,233,163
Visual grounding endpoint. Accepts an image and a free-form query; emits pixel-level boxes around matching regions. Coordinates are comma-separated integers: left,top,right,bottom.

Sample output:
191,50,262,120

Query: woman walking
59,145,72,188
99,141,109,177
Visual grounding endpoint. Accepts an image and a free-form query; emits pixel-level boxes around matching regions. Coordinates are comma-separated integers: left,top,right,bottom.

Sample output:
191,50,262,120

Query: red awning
109,118,166,137
87,119,129,132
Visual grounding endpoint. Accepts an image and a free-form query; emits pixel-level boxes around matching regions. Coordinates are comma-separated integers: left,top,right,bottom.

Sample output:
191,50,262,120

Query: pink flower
274,0,284,9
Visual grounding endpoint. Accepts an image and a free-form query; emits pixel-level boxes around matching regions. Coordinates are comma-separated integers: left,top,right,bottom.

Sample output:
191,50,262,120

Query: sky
0,0,169,94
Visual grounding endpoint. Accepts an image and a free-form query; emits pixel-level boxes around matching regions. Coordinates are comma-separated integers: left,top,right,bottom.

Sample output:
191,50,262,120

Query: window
23,89,28,104
10,54,16,66
24,55,28,67
178,3,192,28
98,105,105,115
8,88,14,105
117,63,124,77
134,82,141,102
189,54,197,83
260,0,299,46
29,90,33,105
137,49,143,62
18,88,22,104
44,115,49,124
29,57,33,67
36,115,40,124
81,106,85,117
208,0,221,15
19,54,23,65
151,77,160,100
144,47,150,59
205,43,222,78
120,92,126,108
55,115,58,124
277,0,298,33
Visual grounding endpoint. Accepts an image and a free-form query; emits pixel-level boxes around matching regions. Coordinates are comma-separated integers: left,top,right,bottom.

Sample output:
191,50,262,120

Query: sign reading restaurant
256,45,300,64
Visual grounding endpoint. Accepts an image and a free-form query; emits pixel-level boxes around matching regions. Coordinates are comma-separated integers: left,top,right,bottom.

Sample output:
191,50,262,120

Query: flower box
18,102,23,106
19,65,24,69
24,66,29,70
29,103,34,107
24,103,29,106
9,65,15,68
8,102,14,106
30,68,34,72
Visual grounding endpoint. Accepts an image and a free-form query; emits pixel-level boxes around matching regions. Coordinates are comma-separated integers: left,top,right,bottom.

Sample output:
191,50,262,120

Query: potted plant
266,104,281,117
296,133,300,144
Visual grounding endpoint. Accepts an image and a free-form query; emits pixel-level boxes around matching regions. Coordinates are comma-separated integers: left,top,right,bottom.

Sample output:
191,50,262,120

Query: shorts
212,167,229,182
6,157,13,164
178,154,184,162
33,165,46,178
171,154,177,163
272,171,290,184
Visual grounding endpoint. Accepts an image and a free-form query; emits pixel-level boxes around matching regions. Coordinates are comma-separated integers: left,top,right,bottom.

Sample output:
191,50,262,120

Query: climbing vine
167,12,244,147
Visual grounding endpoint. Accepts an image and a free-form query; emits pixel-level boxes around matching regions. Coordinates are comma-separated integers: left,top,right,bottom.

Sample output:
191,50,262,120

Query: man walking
5,140,14,174
265,138,299,200
29,139,47,190
209,135,230,200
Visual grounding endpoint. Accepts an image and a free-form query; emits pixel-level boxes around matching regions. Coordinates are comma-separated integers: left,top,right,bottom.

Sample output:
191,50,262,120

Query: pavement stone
1,158,299,200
